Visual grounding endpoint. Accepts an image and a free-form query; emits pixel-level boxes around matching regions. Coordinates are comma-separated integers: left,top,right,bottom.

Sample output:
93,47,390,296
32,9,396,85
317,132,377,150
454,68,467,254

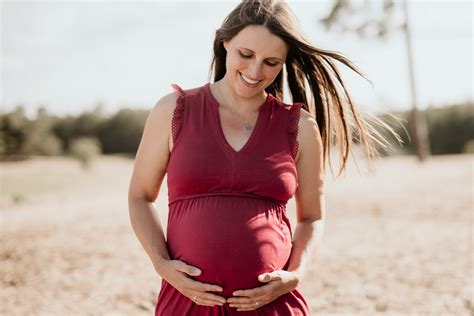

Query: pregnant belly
166,195,293,298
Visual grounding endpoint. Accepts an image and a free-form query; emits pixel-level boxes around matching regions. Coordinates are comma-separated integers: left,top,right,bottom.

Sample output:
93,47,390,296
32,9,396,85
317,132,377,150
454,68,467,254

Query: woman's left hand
226,270,300,311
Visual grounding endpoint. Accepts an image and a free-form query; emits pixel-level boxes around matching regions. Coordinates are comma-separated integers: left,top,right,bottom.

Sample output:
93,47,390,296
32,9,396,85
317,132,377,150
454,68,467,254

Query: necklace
217,82,255,134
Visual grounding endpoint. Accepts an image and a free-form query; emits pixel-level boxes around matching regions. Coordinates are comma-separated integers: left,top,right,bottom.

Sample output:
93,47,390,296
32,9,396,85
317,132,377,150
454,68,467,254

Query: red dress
155,83,310,315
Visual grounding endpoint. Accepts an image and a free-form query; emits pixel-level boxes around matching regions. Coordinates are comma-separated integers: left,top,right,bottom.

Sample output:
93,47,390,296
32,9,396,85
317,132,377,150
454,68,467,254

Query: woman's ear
223,40,229,51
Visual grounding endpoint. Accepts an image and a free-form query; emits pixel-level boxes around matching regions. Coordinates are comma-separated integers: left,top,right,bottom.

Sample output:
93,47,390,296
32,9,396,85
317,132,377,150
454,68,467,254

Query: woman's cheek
269,66,283,81
226,51,243,68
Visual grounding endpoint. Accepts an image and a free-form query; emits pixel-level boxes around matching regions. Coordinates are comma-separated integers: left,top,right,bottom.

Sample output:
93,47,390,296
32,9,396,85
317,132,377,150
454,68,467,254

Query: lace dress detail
288,102,303,160
170,84,185,145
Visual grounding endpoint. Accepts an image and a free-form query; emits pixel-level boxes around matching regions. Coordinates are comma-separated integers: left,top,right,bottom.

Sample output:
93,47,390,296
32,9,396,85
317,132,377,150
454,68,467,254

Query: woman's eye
238,51,278,66
239,52,252,59
265,62,278,67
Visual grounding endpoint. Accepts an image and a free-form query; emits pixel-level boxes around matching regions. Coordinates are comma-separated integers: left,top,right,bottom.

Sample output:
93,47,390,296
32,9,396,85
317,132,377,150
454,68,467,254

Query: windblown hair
209,0,401,177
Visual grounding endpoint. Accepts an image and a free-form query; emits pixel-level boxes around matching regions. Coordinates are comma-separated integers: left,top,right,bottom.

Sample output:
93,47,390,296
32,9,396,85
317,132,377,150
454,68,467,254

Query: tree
320,0,431,161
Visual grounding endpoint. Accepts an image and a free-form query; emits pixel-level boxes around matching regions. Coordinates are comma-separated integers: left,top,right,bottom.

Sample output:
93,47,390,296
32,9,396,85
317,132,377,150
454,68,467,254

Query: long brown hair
209,0,402,178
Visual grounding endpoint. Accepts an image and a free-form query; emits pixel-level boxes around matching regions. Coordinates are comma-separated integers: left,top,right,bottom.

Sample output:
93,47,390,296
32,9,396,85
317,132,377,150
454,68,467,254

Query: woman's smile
239,72,262,87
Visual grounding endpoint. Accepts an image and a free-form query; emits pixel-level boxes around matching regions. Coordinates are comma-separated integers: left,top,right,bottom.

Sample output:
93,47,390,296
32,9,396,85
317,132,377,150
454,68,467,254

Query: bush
68,137,102,169
425,102,474,154
374,101,473,156
97,109,148,155
52,110,106,153
2,101,469,159
0,106,29,158
22,131,63,156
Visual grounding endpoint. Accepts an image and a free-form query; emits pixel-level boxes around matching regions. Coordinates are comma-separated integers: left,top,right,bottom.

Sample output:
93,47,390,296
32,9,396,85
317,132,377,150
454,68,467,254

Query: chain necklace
217,83,255,134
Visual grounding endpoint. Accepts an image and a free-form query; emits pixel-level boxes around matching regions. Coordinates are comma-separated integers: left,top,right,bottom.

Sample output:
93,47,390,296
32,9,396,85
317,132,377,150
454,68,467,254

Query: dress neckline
204,82,273,155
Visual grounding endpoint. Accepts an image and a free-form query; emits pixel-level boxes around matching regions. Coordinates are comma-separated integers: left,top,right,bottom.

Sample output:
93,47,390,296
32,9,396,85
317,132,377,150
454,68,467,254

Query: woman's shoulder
170,82,208,98
148,83,209,144
279,100,313,162
150,90,179,120
294,103,321,163
150,83,206,114
272,97,312,122
297,106,318,140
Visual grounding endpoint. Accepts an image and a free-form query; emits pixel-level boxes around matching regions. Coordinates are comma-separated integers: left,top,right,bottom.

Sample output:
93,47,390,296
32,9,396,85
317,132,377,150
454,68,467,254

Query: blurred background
1,0,473,315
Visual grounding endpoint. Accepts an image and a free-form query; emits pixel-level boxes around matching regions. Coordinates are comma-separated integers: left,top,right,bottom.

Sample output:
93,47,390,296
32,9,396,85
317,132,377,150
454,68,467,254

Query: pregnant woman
129,1,393,315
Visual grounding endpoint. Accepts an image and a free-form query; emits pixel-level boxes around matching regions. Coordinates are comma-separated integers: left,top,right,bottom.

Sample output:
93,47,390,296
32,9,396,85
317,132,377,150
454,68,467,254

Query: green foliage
425,102,474,154
1,100,471,159
52,116,78,152
68,136,102,169
52,109,106,153
97,109,148,154
374,101,474,155
464,140,474,154
23,132,63,156
0,106,29,158
24,108,63,156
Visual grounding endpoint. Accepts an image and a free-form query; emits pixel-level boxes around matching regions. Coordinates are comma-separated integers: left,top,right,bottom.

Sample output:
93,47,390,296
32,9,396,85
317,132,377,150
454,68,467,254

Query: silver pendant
243,121,253,133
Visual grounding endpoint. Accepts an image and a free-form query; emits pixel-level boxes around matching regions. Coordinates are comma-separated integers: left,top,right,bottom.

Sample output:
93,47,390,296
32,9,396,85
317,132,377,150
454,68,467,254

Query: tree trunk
403,0,431,161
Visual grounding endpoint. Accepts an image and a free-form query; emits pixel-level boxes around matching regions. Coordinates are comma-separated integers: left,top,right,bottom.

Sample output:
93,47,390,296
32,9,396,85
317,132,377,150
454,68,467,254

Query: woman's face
223,24,288,98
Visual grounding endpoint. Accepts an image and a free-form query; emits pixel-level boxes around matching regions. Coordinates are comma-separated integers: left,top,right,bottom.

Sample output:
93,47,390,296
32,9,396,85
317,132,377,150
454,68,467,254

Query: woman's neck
216,77,267,114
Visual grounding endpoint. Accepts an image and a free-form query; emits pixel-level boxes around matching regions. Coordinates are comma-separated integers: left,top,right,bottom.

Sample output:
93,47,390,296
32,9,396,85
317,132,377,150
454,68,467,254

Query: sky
2,0,473,118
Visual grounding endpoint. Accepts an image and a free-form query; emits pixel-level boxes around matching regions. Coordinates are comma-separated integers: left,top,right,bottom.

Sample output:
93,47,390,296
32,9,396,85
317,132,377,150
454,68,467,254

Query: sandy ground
1,154,473,315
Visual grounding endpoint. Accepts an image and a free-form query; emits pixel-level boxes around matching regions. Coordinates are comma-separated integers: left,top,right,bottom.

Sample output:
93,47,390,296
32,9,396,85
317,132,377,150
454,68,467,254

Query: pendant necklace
217,83,254,134
243,121,253,133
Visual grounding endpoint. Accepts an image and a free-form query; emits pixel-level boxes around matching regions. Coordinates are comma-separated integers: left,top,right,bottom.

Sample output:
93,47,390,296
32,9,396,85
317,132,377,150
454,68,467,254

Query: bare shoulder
298,107,318,132
128,91,180,202
295,106,322,163
150,91,180,145
150,91,179,121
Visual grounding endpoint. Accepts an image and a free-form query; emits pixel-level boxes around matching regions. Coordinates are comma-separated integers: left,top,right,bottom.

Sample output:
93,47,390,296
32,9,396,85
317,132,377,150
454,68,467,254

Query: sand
1,154,472,315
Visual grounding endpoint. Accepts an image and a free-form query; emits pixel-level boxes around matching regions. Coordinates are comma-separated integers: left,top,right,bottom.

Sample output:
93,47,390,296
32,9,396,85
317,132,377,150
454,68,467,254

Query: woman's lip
239,72,261,87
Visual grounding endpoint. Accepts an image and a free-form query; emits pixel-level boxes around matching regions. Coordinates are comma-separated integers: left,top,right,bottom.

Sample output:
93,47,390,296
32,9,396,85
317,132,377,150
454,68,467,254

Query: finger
234,299,271,311
258,273,281,282
190,296,222,307
228,296,267,308
227,296,253,304
231,283,273,297
175,260,202,276
189,290,227,305
186,279,223,293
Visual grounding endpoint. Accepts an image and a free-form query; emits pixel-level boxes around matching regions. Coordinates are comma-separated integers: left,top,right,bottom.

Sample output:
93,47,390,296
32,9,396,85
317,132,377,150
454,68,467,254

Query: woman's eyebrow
238,47,284,61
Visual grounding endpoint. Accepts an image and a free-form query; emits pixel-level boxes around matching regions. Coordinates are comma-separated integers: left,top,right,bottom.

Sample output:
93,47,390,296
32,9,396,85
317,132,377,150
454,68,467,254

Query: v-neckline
205,82,272,155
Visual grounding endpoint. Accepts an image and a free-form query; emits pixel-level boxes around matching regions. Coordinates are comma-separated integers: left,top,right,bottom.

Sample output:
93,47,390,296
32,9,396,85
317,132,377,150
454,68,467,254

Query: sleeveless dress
155,82,310,315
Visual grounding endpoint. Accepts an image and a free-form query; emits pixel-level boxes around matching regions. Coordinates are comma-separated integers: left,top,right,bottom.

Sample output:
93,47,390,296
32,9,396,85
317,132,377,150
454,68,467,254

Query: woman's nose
247,62,262,79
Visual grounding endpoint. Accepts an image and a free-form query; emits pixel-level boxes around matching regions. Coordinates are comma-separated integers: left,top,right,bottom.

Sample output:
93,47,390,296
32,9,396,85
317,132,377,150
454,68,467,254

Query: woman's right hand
158,259,227,307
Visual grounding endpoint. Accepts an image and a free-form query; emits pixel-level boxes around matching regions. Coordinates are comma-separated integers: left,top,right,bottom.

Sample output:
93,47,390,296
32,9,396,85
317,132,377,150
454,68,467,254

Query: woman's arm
128,92,227,307
287,108,326,280
128,91,177,275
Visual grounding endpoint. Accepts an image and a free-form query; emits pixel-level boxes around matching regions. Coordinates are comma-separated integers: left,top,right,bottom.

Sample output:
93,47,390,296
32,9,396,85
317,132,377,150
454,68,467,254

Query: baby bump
166,195,293,298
